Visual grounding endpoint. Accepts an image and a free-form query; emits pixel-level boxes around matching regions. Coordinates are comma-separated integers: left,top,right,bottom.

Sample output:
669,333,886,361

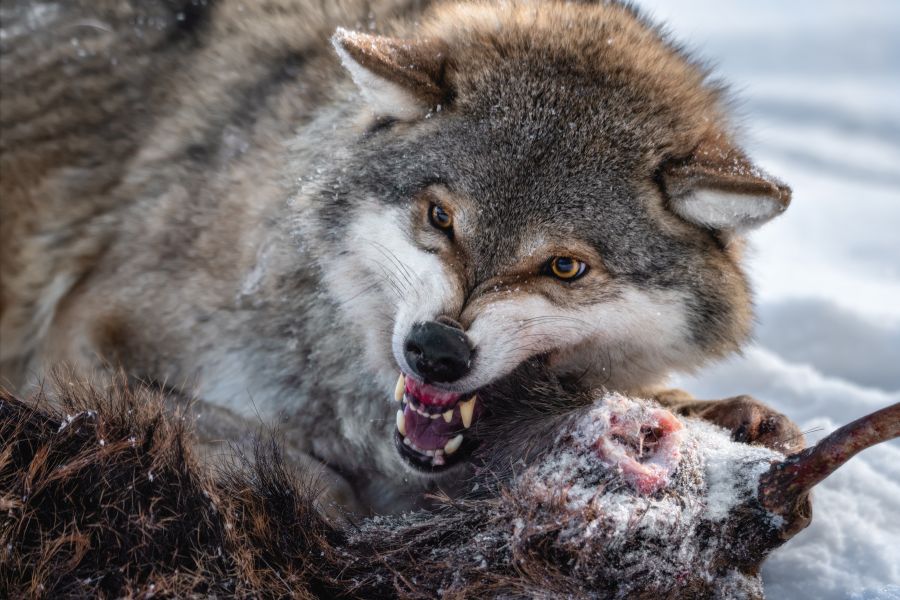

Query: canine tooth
396,410,406,436
394,374,405,402
444,434,463,455
460,396,477,429
442,410,453,423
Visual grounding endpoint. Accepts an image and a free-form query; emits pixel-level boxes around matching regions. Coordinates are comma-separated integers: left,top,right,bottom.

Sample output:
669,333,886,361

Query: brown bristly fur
2,377,784,599
0,378,344,598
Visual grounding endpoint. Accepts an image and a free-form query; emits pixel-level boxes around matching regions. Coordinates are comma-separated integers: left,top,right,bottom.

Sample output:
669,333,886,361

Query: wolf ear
660,135,791,232
332,28,448,120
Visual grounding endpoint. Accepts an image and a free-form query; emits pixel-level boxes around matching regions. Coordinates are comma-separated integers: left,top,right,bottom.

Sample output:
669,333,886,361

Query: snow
633,1,900,597
850,586,900,600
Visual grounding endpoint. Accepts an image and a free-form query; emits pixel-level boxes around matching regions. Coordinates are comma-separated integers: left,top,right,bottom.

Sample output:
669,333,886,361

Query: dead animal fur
1,379,896,599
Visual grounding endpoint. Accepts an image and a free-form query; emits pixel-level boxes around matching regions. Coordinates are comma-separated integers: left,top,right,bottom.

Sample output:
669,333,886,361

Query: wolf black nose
404,321,472,383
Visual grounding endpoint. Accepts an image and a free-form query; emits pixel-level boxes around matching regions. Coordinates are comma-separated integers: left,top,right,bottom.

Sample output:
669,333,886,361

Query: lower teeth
401,436,460,463
444,434,463,455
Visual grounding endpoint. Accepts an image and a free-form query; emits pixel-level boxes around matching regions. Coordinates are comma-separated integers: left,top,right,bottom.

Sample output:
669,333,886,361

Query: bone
758,402,900,518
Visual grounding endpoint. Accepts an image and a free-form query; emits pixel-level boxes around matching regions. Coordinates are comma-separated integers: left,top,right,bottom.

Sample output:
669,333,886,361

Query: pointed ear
331,28,448,120
661,134,791,232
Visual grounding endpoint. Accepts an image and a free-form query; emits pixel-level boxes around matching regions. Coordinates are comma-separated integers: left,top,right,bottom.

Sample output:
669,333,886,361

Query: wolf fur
0,0,791,512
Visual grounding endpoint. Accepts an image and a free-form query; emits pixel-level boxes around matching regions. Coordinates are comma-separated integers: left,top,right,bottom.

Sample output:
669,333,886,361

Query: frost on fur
6,380,892,599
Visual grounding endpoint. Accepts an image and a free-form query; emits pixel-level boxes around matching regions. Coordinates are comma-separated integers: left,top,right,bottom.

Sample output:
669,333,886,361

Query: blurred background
636,1,900,598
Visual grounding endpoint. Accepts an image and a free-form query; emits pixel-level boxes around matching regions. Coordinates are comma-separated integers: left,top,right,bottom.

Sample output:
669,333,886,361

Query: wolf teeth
444,434,463,455
442,410,453,423
403,437,448,461
394,373,405,402
396,409,406,436
459,396,477,429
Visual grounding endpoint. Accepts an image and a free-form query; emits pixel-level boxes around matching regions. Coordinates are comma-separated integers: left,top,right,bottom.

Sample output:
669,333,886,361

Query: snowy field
636,1,900,598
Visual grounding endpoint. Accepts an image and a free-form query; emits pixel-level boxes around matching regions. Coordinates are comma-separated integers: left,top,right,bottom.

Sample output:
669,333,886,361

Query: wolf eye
428,204,453,232
547,256,588,281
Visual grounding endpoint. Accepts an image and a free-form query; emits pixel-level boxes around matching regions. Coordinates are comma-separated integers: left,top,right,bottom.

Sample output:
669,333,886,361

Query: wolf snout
403,320,472,383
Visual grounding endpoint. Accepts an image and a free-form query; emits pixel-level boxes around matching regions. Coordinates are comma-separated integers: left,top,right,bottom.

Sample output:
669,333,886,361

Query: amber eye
548,256,588,281
428,203,454,231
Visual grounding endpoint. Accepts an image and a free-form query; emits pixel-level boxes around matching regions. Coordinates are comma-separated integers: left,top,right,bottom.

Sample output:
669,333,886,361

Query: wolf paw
687,395,804,455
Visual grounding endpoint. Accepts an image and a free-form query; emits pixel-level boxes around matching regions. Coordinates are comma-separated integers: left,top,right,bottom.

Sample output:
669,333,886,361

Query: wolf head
311,1,790,472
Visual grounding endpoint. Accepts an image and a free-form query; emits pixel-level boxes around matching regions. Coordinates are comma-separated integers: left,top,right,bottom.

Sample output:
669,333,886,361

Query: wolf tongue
403,404,460,451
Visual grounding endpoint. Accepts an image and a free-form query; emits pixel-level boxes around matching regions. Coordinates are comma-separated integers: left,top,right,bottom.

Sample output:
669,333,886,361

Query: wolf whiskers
366,239,423,289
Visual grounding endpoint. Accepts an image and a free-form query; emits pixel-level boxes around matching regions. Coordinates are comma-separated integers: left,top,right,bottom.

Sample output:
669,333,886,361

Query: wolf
1,0,794,513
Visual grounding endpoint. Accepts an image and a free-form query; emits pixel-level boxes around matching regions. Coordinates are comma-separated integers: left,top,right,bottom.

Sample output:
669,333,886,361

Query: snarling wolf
1,1,792,512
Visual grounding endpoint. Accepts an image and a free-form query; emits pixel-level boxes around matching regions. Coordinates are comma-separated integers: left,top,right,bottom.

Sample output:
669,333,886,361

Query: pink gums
595,407,684,495
405,376,462,409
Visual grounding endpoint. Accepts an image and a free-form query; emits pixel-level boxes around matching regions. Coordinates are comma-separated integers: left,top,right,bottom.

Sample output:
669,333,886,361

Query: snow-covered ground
634,1,899,598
